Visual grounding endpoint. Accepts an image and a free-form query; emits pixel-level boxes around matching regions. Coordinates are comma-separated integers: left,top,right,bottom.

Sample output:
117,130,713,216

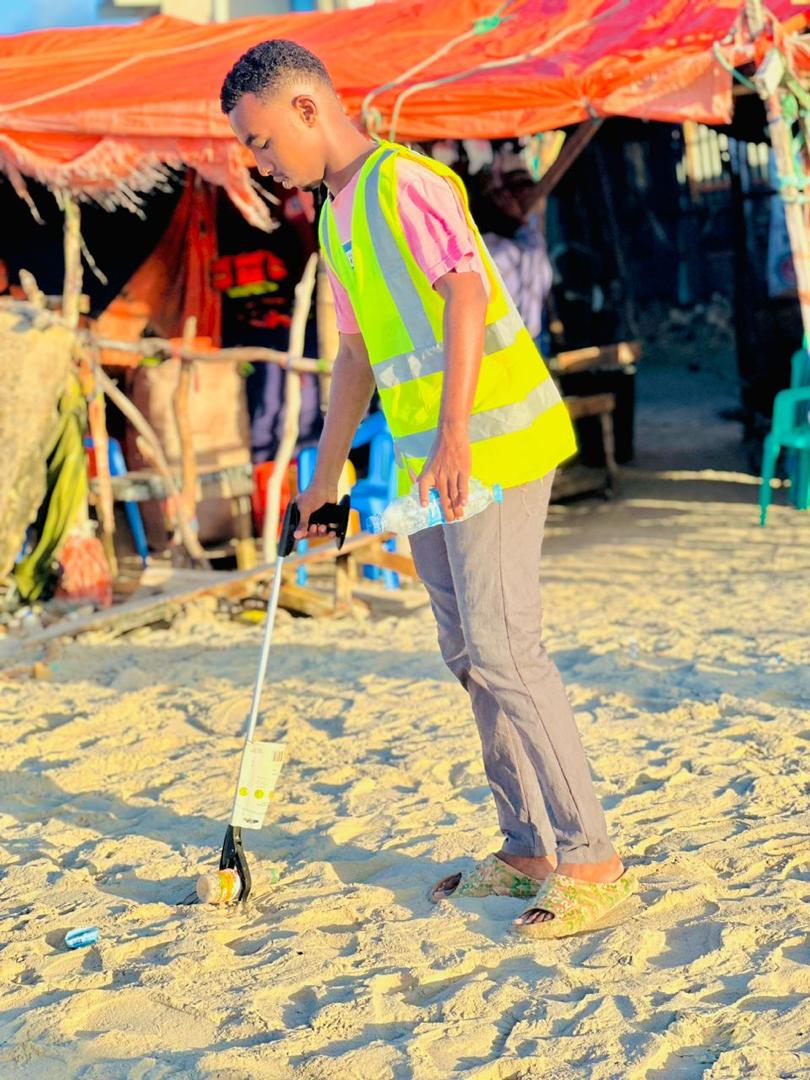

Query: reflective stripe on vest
373,306,524,389
395,377,563,460
365,149,435,352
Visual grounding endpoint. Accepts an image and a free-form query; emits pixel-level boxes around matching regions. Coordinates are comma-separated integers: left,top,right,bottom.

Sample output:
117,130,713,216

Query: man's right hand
293,479,340,541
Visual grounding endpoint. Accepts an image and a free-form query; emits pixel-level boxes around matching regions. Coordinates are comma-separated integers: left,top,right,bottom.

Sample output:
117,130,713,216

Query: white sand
1,466,809,1079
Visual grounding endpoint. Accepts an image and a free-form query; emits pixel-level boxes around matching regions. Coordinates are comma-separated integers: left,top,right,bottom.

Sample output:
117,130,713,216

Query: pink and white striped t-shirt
323,156,490,334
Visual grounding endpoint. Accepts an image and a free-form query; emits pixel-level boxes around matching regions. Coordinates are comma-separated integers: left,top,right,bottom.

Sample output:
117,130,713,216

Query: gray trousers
409,470,616,864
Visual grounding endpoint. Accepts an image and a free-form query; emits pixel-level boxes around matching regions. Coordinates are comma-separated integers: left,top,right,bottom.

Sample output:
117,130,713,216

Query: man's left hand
416,424,471,522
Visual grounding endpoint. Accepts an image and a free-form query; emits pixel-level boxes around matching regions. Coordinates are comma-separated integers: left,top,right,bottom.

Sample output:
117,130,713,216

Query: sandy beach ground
2,344,809,1079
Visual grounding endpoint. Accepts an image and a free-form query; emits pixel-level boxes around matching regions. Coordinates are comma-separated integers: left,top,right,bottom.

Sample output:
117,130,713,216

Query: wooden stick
93,336,329,374
19,269,46,310
61,194,82,331
171,316,199,538
60,193,93,538
0,297,332,375
95,367,211,569
262,252,318,561
525,119,604,212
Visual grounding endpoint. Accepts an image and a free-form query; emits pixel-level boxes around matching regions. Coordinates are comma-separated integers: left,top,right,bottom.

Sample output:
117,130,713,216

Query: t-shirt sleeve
395,159,490,297
324,261,360,334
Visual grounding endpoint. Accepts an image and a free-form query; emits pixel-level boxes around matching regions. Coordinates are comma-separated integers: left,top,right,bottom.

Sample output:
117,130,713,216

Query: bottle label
426,491,445,528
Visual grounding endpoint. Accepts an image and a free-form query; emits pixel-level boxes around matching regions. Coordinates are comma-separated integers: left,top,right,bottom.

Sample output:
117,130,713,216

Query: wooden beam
90,463,254,504
564,392,616,421
526,119,604,209
0,531,395,664
0,297,334,376
354,547,418,578
553,341,641,374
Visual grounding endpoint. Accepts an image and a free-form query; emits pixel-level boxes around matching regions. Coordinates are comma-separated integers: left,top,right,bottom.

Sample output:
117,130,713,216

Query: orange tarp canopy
0,0,807,224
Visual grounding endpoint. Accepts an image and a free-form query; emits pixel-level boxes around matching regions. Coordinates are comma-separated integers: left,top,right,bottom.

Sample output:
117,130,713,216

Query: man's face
228,89,326,192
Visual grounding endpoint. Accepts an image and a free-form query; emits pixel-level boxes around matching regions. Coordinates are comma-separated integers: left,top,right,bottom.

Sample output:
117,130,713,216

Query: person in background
470,164,554,358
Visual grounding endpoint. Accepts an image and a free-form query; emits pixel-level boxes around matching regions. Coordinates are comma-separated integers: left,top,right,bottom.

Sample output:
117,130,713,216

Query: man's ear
292,93,318,126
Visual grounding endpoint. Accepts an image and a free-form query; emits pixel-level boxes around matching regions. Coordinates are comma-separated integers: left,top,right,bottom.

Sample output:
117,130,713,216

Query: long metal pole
228,549,286,826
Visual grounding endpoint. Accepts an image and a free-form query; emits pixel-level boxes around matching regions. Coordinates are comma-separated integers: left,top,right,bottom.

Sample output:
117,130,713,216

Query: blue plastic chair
790,340,810,389
296,412,400,588
84,435,149,565
759,386,810,525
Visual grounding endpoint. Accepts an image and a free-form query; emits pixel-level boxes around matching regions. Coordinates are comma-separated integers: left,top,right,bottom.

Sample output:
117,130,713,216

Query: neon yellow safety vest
318,139,578,496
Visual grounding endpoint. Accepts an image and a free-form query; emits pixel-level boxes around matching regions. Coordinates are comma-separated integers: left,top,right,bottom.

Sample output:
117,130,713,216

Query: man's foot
430,852,550,902
556,852,625,883
495,851,557,880
516,853,625,927
512,865,637,939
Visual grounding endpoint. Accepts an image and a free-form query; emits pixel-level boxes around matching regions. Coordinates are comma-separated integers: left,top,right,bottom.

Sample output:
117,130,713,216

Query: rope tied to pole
359,0,517,134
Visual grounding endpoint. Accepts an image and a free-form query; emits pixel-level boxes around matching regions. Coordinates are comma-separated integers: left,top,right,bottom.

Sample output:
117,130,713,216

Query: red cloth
0,2,807,221
55,529,113,608
96,170,221,349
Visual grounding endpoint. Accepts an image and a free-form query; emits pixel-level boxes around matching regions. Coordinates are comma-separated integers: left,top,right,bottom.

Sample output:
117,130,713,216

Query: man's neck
324,126,378,198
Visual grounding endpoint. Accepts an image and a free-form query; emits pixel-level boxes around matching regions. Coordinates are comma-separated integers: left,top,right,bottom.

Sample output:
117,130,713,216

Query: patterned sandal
512,867,638,939
430,853,547,903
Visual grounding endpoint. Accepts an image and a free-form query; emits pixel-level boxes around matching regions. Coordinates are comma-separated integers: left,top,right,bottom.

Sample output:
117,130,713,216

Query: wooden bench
552,392,618,500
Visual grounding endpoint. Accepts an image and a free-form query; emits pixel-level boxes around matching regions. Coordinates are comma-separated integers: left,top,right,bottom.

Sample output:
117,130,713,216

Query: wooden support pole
262,253,318,562
171,315,199,538
61,194,82,331
525,119,604,212
95,367,211,569
60,193,92,537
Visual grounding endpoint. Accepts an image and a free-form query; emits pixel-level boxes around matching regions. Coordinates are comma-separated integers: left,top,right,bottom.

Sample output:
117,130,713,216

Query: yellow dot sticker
239,787,248,797
254,789,265,799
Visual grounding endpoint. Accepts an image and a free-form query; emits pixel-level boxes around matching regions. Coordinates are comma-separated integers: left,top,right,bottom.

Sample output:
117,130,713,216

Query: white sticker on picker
231,740,286,830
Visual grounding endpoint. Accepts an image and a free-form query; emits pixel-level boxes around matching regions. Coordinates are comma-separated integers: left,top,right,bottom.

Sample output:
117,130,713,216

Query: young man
221,40,637,938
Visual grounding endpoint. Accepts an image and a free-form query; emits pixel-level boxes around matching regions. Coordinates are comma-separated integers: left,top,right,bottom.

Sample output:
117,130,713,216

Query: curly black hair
220,39,334,114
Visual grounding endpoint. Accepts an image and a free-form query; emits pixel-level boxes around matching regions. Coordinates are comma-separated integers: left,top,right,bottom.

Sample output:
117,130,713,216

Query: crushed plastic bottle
369,478,503,536
196,868,243,905
65,927,99,949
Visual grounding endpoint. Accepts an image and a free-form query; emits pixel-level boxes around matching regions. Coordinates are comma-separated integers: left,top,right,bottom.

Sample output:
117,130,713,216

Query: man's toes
433,872,462,899
515,908,555,926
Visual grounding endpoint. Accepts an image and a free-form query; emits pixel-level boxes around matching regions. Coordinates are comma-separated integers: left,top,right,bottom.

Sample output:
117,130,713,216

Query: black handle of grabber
220,824,252,902
278,495,352,558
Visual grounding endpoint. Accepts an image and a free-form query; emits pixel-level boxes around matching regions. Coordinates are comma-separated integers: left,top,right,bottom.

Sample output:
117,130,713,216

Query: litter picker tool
182,495,351,905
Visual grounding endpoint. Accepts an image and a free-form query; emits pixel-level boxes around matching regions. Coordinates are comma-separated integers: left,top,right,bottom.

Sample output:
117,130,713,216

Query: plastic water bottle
369,478,503,536
196,868,243,905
